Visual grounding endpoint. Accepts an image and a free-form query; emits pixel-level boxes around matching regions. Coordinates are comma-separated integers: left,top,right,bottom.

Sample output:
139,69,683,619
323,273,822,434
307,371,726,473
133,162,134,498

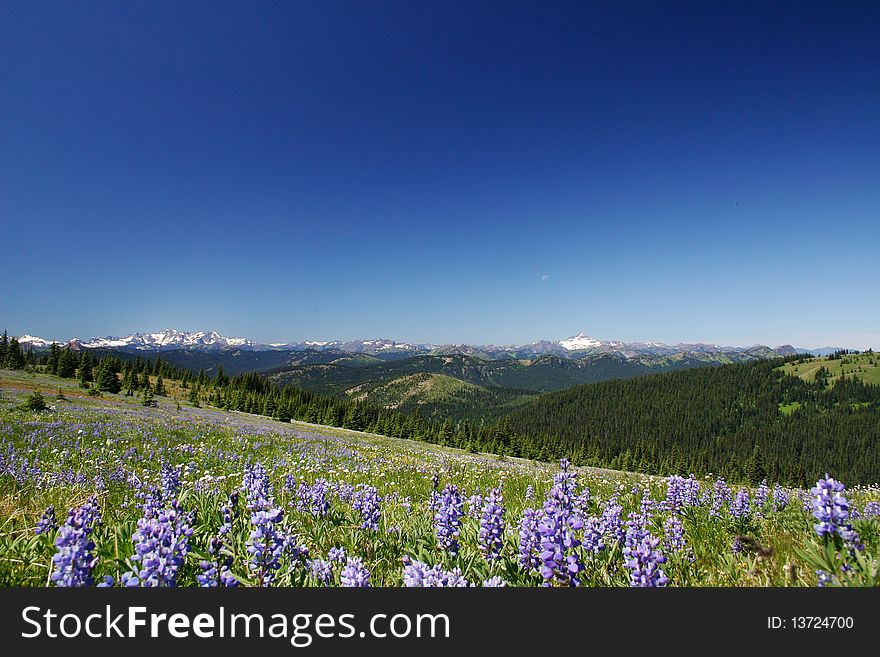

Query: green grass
778,401,801,416
778,352,880,389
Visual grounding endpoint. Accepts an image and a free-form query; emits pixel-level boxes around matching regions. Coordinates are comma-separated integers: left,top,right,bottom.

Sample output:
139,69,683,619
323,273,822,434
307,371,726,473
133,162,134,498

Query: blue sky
2,1,878,349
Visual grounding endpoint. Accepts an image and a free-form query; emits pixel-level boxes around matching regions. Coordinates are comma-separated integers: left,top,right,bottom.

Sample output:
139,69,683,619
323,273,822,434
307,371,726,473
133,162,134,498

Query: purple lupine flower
624,510,647,539
536,462,585,587
482,576,506,587
478,487,505,561
36,505,58,535
665,475,687,514
246,507,287,587
198,493,238,587
754,480,769,515
524,485,535,502
444,567,470,587
198,535,238,587
160,464,182,500
811,475,850,539
122,500,194,587
308,479,330,517
335,482,356,504
710,478,731,517
402,558,438,587
816,569,836,587
730,488,751,519
327,546,346,563
623,533,669,587
581,516,605,554
683,474,702,507
639,490,656,524
351,484,382,531
308,558,334,585
467,493,483,519
663,516,687,553
50,500,101,587
732,536,744,554
601,494,625,545
772,484,789,512
797,489,812,513
517,507,542,571
340,557,370,587
863,501,880,518
243,463,272,511
402,557,470,587
242,464,288,586
434,484,464,556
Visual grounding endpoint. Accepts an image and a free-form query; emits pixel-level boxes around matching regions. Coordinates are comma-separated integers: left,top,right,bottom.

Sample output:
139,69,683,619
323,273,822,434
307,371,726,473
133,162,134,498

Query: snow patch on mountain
558,332,603,350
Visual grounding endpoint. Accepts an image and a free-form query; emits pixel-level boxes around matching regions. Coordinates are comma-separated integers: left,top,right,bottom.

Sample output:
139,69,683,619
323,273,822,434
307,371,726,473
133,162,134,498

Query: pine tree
154,376,165,396
57,349,77,378
22,390,47,412
95,360,121,393
78,358,93,388
141,384,156,407
4,338,25,370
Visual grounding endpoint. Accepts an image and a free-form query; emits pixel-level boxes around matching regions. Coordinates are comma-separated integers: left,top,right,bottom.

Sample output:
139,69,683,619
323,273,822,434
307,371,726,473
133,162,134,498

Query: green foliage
21,390,47,412
94,359,121,393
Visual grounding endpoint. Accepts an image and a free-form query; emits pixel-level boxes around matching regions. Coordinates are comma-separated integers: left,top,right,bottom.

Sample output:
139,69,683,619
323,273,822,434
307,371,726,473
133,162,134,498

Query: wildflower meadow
1,386,878,587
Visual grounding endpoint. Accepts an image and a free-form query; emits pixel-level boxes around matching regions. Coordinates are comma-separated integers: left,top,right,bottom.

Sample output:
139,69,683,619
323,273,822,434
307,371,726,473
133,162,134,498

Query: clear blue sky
2,1,878,349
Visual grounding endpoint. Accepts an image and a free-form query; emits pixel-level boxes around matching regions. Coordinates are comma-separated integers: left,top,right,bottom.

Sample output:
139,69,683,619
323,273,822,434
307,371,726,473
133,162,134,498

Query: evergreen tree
46,343,60,374
95,360,121,393
141,384,156,407
21,390,47,412
78,358,93,388
56,348,77,378
4,337,25,370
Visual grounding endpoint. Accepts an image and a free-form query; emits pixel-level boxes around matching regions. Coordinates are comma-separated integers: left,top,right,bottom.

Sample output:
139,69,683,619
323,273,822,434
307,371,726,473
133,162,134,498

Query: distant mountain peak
14,328,812,361
558,332,602,351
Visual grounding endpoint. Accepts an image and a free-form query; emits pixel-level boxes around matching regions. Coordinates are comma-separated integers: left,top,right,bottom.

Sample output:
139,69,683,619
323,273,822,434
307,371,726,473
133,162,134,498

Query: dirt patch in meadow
0,379,94,399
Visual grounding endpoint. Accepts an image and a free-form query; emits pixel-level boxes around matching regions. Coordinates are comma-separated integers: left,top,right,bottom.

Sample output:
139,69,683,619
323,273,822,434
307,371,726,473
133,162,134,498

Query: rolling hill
341,372,535,422
265,351,760,398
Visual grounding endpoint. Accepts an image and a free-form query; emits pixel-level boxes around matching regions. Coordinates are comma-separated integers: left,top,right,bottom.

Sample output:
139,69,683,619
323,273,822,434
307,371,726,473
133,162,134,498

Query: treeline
7,335,879,485
0,332,36,370
2,339,526,458
498,357,880,486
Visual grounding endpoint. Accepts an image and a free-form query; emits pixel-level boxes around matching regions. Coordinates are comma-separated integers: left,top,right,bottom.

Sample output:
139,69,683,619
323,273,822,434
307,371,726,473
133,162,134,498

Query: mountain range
15,328,808,360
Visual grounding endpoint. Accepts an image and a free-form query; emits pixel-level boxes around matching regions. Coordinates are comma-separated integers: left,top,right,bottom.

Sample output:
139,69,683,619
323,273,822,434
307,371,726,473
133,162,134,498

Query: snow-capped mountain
14,335,61,348
558,332,603,351
15,328,805,359
18,329,260,352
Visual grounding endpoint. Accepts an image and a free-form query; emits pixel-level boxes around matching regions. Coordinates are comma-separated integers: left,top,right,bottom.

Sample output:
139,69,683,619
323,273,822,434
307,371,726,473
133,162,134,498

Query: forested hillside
501,358,880,485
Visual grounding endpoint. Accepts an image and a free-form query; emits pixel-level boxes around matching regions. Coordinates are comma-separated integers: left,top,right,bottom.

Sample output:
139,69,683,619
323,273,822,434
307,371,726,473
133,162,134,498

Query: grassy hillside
343,372,535,421
779,351,880,388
